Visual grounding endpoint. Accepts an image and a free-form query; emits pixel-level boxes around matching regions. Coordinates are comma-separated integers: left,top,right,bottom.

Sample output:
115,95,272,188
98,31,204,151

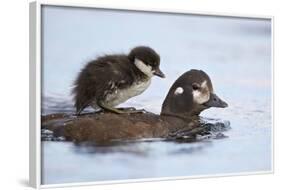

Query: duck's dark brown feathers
41,112,201,143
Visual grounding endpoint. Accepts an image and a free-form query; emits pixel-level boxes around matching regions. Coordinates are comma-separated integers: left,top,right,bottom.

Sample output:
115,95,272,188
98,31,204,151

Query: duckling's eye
192,83,200,91
150,62,157,67
155,62,159,67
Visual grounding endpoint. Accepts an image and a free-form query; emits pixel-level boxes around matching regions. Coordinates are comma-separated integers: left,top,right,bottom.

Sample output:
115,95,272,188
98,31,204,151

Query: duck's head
161,69,228,119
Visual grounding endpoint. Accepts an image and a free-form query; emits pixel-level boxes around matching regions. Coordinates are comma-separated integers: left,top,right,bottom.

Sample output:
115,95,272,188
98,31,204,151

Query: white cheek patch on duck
192,80,210,104
174,87,184,95
134,58,154,78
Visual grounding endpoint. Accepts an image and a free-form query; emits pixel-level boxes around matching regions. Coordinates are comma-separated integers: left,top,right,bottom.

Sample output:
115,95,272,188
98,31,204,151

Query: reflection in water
71,140,214,156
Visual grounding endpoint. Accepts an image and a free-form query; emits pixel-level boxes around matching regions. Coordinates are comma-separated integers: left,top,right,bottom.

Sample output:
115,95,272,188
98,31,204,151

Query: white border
29,1,42,189
29,0,274,189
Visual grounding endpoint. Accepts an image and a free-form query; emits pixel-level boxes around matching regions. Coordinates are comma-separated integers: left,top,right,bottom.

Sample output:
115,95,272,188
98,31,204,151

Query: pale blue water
41,6,272,185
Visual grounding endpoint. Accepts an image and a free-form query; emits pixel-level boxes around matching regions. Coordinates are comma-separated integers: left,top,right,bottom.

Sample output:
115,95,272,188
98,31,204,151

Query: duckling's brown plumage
72,46,165,114
42,70,228,143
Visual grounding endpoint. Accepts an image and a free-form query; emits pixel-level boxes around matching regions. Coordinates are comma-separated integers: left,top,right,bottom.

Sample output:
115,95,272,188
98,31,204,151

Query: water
41,6,272,185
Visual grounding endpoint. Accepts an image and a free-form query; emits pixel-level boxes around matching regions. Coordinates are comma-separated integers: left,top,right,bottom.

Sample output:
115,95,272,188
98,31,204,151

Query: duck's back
42,112,170,143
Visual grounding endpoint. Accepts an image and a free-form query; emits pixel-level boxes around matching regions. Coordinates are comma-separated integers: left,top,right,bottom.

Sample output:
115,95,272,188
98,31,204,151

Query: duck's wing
167,125,206,141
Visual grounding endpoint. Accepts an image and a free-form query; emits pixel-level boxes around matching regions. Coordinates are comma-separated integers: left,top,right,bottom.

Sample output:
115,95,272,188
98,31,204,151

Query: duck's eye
192,83,200,91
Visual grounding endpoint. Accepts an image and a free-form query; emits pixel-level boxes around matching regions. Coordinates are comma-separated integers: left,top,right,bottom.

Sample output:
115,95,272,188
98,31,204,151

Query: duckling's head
161,69,228,119
128,46,165,78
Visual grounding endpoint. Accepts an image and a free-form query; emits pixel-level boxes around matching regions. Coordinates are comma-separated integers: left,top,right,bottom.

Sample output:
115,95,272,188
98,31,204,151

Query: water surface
41,6,272,185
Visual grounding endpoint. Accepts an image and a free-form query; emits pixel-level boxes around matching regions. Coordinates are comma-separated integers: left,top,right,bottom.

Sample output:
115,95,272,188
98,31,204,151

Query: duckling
43,70,227,143
72,46,165,115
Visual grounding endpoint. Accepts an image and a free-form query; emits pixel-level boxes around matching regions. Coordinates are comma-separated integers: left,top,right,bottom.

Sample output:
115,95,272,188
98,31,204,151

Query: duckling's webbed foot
117,107,147,114
97,102,126,114
97,102,146,114
117,107,137,111
127,108,147,114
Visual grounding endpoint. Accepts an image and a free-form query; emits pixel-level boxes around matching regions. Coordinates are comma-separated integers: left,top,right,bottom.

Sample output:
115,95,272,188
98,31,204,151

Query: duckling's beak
203,93,228,108
154,68,165,78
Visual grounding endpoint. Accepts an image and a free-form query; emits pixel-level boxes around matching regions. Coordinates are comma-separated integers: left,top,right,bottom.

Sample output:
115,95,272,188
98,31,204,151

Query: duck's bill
153,68,165,78
203,93,228,108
